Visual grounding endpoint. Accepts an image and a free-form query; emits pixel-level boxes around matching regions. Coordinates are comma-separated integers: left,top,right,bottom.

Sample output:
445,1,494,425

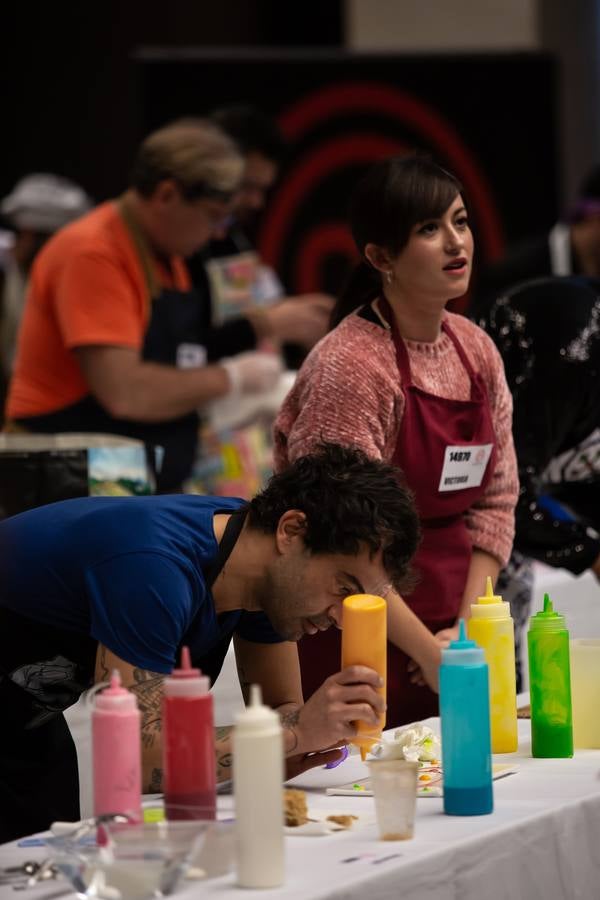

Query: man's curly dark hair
247,443,420,594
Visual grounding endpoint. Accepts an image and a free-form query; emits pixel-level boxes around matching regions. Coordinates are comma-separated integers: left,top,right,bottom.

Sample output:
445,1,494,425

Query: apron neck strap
377,295,480,394
441,319,479,385
377,295,413,385
117,195,160,310
203,508,248,588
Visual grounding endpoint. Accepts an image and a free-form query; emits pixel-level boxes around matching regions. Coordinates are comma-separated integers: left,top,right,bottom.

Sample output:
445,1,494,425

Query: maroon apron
298,300,497,727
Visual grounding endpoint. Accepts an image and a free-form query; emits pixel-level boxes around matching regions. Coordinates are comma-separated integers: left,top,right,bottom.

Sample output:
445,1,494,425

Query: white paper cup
368,759,418,840
571,638,600,748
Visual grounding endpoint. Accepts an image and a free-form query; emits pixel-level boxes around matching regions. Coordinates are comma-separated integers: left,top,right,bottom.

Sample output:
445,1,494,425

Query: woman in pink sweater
274,156,518,726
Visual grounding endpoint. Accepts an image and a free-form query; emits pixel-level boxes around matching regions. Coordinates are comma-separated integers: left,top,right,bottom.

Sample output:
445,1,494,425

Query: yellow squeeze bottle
341,594,387,761
467,577,518,753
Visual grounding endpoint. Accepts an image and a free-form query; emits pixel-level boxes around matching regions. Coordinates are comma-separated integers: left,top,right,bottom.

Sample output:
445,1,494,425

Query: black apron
0,509,246,842
14,200,207,492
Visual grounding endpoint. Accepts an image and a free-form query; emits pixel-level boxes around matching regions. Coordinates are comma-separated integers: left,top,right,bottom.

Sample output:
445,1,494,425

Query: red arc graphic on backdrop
257,81,503,299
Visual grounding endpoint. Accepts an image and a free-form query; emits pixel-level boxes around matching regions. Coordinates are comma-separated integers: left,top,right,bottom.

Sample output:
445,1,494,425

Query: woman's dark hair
331,155,462,327
247,443,420,594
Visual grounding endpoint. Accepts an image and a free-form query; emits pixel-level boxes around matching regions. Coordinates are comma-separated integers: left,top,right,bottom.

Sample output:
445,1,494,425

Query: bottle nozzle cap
441,618,485,666
529,592,566,632
171,645,202,679
94,668,138,710
234,682,279,730
102,668,128,696
449,618,477,650
250,684,263,707
477,575,503,605
470,575,509,619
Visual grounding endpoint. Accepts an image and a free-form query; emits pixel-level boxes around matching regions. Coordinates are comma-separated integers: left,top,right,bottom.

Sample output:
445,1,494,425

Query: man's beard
260,558,306,641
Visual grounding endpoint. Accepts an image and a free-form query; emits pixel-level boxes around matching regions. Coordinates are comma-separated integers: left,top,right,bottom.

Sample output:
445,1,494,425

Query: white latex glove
221,351,283,396
208,370,295,432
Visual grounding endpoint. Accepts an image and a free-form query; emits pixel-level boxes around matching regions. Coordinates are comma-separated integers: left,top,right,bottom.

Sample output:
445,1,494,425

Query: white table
3,718,600,900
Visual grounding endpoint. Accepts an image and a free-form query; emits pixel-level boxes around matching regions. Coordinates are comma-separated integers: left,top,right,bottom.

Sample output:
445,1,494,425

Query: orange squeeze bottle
341,594,387,761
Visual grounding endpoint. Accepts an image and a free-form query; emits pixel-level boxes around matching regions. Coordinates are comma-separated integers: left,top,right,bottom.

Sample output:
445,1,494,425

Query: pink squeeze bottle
92,669,142,822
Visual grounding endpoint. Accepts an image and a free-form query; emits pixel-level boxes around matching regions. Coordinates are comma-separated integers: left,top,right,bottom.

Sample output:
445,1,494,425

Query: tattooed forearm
279,706,301,754
215,727,234,783
97,646,110,682
129,668,165,749
279,708,300,729
216,750,233,783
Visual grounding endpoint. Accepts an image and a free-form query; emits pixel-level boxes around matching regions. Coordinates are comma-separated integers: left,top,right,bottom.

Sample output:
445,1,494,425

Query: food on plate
326,814,358,828
283,788,309,826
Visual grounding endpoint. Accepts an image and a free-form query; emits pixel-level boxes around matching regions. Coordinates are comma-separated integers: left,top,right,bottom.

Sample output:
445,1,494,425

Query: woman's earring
385,271,393,286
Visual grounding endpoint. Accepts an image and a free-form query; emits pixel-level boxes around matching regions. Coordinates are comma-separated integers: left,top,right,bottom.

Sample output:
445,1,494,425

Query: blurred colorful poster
185,422,273,499
88,445,152,496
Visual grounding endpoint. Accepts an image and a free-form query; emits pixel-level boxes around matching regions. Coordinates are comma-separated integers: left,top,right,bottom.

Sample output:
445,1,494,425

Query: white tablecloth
3,717,600,900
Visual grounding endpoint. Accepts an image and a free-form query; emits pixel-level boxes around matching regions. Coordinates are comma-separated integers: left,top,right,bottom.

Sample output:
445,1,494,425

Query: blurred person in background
4,121,283,491
186,105,333,365
472,164,600,319
0,174,91,412
479,275,600,687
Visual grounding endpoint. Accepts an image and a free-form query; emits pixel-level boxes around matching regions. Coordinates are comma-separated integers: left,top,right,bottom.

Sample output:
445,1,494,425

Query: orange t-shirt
6,201,190,419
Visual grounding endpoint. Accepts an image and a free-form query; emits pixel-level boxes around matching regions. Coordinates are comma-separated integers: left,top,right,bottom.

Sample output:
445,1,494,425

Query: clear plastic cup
367,759,419,840
571,638,600,748
51,816,211,899
101,818,211,898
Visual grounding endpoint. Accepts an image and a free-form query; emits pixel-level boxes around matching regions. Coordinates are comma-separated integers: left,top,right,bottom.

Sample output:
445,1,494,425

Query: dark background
1,2,343,201
139,50,557,296
3,2,559,299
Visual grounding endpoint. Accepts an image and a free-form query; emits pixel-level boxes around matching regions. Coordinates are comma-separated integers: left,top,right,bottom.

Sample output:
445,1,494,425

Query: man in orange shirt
5,120,284,490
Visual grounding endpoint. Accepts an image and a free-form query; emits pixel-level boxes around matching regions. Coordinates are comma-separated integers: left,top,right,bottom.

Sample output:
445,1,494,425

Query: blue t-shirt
0,494,283,674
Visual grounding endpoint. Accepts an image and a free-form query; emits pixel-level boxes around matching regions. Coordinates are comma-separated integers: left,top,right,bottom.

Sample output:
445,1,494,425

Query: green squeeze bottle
527,593,573,758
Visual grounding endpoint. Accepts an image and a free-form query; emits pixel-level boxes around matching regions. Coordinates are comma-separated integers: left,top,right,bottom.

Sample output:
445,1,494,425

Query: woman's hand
406,624,459,684
434,624,460,649
406,641,442,690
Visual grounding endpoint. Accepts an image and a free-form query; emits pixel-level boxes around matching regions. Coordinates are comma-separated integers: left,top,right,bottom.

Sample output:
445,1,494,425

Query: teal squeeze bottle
527,593,573,758
439,619,493,816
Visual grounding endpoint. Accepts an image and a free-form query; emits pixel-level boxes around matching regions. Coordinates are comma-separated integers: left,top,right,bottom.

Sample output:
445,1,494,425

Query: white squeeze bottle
233,684,285,888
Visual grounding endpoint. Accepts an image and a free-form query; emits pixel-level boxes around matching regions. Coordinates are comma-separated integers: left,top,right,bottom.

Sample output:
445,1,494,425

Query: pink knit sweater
273,307,518,567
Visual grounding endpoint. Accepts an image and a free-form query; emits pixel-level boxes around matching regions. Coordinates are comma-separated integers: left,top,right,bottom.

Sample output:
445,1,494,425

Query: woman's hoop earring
385,271,393,286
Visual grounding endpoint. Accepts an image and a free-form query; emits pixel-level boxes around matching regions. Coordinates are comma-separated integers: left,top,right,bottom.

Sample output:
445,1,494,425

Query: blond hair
131,119,243,200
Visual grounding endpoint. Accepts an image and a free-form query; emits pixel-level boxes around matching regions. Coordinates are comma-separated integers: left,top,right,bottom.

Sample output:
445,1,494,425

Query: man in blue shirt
0,443,424,841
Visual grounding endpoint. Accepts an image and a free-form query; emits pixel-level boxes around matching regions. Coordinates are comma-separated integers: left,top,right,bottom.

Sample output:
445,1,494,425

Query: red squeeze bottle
162,646,216,820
